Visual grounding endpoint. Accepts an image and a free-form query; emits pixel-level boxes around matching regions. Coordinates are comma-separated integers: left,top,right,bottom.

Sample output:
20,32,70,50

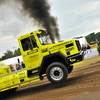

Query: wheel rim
50,67,64,81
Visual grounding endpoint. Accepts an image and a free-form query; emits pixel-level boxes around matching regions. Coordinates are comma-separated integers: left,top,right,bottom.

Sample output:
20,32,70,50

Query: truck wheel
6,87,17,95
68,66,73,74
9,87,17,93
46,62,68,84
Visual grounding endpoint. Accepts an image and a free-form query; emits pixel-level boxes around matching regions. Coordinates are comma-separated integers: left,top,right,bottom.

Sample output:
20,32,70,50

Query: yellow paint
0,64,40,92
32,69,38,73
91,43,97,48
70,59,76,62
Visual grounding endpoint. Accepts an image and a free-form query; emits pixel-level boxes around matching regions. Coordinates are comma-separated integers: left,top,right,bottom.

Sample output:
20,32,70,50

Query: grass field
74,55,100,69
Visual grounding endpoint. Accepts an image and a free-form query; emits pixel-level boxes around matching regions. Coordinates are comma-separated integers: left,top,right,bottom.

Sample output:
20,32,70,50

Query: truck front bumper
67,51,84,65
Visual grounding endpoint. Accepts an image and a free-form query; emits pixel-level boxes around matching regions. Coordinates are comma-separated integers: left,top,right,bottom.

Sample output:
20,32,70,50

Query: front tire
68,66,73,74
46,62,68,84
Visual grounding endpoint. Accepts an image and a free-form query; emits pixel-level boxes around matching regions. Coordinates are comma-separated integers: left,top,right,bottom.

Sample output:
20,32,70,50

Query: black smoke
17,0,60,43
0,0,60,43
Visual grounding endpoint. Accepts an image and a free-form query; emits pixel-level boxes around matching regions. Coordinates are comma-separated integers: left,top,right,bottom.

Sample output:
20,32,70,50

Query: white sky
0,0,100,56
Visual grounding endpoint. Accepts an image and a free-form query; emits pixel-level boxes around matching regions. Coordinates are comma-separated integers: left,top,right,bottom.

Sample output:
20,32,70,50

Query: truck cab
18,29,84,83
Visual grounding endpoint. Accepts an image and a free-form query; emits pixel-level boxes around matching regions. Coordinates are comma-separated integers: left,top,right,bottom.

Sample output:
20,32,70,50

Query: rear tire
8,87,17,93
46,62,68,84
1,87,17,96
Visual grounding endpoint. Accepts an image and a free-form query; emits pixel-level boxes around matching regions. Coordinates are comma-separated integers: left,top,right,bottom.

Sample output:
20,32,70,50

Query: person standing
81,44,87,51
21,61,25,68
97,41,100,47
23,39,33,51
86,43,91,49
10,64,15,72
16,64,21,70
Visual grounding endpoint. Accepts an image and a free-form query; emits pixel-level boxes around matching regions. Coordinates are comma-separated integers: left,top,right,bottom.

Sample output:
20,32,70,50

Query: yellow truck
0,29,84,94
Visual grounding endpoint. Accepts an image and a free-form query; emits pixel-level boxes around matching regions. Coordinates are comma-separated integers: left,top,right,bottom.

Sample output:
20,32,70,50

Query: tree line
0,48,21,61
74,32,100,43
85,32,100,43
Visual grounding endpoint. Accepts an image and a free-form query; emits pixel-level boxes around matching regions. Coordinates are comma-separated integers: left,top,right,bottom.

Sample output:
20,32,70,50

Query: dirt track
2,63,100,100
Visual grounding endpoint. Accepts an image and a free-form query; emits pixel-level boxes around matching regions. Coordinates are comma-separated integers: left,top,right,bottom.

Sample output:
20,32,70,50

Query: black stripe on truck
65,43,73,48
75,40,81,51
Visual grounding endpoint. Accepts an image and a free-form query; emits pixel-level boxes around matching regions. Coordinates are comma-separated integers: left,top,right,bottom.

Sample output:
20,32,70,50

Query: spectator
97,41,100,47
10,64,15,72
81,44,87,51
23,39,33,51
16,64,21,70
86,43,91,49
21,61,25,68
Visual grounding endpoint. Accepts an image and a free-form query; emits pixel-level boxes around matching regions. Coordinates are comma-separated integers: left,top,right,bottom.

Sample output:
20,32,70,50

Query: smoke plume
0,0,60,43
17,0,60,43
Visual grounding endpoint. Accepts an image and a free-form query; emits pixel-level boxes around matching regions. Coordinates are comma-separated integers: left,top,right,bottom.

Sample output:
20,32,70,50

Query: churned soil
2,63,100,100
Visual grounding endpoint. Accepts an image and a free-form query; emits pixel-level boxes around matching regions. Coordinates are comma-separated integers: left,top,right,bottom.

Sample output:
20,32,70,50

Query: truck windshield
37,33,52,45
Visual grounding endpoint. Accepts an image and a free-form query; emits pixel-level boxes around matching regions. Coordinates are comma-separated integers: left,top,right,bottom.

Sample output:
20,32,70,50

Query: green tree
3,50,13,59
97,45,100,54
90,32,96,41
0,57,2,61
85,36,91,43
95,32,100,41
85,32,96,43
1,56,6,60
14,48,21,57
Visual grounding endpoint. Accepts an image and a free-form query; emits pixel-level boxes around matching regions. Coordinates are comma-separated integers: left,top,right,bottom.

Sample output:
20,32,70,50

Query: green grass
74,55,100,69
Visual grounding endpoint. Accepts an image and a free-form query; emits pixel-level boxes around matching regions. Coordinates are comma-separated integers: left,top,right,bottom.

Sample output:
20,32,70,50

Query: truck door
21,36,42,71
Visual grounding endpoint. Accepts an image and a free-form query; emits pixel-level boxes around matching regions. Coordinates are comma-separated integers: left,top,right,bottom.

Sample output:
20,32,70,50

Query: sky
0,0,100,56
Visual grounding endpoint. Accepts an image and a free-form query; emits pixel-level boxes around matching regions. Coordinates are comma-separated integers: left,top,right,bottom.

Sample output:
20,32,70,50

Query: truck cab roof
18,29,46,40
